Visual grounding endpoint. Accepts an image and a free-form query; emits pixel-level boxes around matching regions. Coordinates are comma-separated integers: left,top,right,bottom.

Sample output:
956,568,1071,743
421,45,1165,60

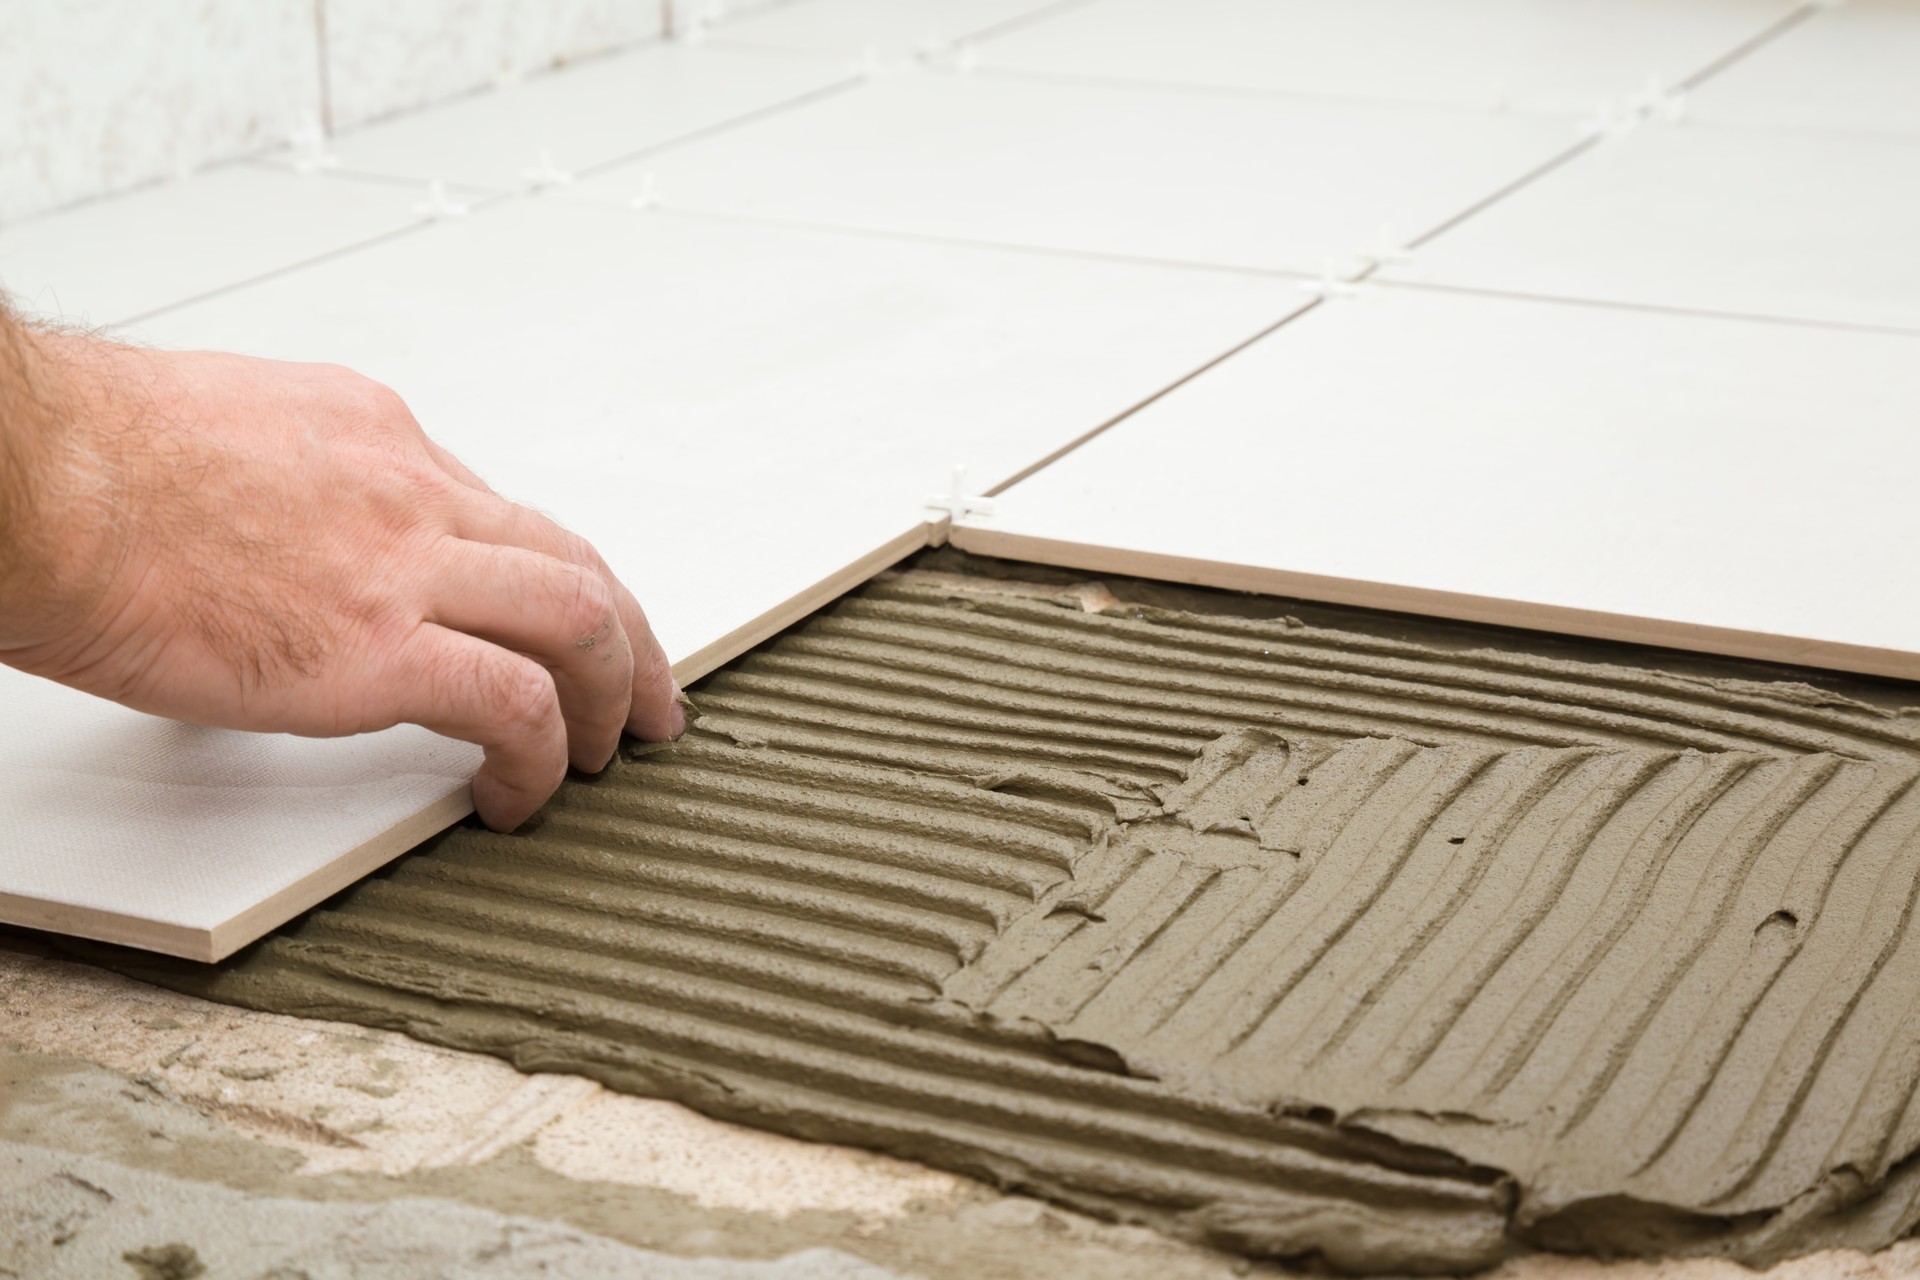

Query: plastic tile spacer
678,0,719,44
1297,256,1361,301
629,172,661,211
1628,73,1664,113
916,37,976,72
287,113,339,174
523,147,575,188
412,180,470,219
925,466,997,524
1358,223,1413,269
1576,100,1636,140
1629,73,1688,125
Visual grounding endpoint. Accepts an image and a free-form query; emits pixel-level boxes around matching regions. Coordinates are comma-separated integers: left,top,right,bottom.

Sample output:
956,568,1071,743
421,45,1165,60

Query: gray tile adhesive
79,554,1920,1273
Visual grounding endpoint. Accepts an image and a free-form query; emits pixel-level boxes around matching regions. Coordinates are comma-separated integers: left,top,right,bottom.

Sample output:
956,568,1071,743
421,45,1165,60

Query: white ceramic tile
699,0,1064,61
304,44,850,193
1385,124,1920,332
0,669,477,958
976,0,1799,116
1688,0,1920,138
568,71,1576,274
323,0,665,128
958,288,1920,680
7,195,1301,955
129,197,1301,655
0,0,321,223
0,166,454,328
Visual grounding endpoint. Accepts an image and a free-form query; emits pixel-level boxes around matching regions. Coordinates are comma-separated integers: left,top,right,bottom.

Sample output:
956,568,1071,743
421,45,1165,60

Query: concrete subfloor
7,942,1920,1277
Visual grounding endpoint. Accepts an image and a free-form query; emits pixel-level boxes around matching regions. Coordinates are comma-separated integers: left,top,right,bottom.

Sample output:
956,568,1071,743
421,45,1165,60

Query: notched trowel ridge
88,562,1920,1273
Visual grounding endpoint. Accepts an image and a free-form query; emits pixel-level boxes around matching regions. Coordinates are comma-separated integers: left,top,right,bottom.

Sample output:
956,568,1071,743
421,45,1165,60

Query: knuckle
362,459,455,538
323,367,416,432
554,565,617,643
549,525,598,569
490,659,559,739
356,376,412,421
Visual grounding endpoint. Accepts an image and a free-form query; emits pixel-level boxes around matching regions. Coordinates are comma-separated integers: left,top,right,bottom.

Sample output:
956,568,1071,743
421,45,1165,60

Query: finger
389,625,568,831
429,539,633,772
453,493,681,741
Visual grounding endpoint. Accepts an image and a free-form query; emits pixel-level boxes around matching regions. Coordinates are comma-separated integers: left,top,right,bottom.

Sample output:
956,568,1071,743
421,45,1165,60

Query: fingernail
668,683,689,739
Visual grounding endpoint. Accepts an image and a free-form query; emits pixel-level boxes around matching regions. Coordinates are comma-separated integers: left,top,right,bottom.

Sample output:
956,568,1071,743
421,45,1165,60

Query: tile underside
93,561,1920,1272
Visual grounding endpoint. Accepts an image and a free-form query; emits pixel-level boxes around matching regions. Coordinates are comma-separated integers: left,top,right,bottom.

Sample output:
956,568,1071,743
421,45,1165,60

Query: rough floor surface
0,1141,903,1280
87,555,1920,1273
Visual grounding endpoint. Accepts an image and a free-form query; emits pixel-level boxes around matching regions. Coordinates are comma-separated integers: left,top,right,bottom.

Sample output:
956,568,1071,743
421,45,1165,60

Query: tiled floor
284,43,855,193
959,285,1920,676
1684,0,1920,136
1384,121,1920,331
973,0,1802,114
567,69,1577,274
0,165,455,327
698,0,1072,61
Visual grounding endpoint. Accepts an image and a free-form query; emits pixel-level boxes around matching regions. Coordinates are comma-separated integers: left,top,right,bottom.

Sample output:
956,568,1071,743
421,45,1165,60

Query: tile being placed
1687,0,1920,138
568,71,1576,274
0,0,320,223
292,44,852,194
1,194,1302,958
974,0,1799,116
1384,123,1920,332
954,287,1920,681
0,166,461,328
0,666,477,961
321,0,664,128
696,0,1067,63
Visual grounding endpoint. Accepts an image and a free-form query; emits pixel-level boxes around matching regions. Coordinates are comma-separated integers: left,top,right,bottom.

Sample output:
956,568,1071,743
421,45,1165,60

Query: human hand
0,321,681,830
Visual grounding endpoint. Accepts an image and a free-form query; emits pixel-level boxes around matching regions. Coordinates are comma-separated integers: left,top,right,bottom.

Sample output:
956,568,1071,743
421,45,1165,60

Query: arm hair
0,299,52,576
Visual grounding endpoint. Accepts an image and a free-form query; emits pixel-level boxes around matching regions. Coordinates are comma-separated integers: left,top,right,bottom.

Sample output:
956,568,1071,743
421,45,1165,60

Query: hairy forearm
1,304,41,526
0,304,61,638
0,306,130,657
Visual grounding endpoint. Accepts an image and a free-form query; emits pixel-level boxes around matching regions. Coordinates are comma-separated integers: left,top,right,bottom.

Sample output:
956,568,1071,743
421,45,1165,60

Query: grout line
1677,113,1920,148
323,26,675,139
963,63,1574,121
692,0,1101,60
1405,135,1596,251
1373,277,1920,340
247,53,858,206
113,218,451,330
961,0,1106,47
976,4,1910,520
1675,3,1819,93
968,97,1666,505
241,157,507,197
961,4,1819,121
313,0,334,134
985,298,1327,498
642,204,1313,282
